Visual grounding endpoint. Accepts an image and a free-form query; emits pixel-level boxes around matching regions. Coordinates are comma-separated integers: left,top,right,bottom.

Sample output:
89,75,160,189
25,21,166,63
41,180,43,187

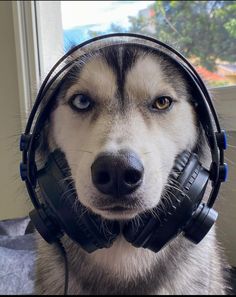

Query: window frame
12,1,40,129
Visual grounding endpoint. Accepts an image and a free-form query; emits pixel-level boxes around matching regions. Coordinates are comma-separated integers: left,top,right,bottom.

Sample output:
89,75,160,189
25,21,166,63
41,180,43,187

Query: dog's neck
60,228,218,295
61,233,196,294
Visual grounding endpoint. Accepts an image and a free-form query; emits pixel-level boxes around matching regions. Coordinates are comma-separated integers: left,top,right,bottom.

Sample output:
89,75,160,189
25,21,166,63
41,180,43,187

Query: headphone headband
20,33,227,212
19,33,228,258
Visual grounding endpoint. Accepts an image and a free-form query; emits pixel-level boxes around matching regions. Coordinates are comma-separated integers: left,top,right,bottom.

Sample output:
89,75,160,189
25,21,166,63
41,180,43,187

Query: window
37,1,236,88
13,1,236,267
16,1,236,130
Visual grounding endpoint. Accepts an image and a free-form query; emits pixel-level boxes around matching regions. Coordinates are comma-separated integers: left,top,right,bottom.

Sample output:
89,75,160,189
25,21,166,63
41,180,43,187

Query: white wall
0,1,31,220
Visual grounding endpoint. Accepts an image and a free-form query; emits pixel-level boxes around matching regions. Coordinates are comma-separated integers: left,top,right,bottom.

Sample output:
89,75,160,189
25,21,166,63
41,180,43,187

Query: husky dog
35,43,228,295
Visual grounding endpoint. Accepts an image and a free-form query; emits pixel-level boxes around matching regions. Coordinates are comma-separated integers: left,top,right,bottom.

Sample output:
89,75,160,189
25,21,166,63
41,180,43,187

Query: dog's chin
77,188,162,221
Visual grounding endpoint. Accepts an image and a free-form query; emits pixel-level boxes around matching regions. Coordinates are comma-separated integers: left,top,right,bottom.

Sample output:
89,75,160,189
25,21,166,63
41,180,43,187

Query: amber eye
151,96,173,111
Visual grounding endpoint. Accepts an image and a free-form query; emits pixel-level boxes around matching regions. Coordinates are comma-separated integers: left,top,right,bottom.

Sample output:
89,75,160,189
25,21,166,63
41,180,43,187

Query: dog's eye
151,96,173,111
69,94,93,112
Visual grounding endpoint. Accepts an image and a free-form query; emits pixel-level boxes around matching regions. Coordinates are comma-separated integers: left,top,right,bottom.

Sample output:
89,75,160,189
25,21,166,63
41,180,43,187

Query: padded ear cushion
51,149,71,178
163,150,198,209
37,149,120,253
123,150,209,253
169,150,191,181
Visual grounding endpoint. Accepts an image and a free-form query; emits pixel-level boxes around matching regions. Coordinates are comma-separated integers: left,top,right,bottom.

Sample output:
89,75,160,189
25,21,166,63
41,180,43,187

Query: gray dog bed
0,217,36,295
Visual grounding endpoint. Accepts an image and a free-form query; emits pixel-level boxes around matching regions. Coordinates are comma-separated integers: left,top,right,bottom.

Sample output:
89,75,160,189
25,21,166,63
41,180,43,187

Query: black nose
91,151,144,197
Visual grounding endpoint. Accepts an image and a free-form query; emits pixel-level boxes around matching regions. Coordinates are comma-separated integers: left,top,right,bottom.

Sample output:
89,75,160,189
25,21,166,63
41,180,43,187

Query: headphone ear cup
29,207,62,244
123,151,192,249
71,204,120,252
123,151,210,253
184,203,218,244
36,149,120,253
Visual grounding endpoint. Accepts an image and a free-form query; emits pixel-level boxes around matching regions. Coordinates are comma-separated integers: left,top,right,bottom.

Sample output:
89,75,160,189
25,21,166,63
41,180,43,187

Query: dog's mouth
91,200,144,220
98,206,131,212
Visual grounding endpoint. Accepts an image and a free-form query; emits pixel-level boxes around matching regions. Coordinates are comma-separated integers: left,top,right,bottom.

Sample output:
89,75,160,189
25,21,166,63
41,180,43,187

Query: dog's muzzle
91,150,144,197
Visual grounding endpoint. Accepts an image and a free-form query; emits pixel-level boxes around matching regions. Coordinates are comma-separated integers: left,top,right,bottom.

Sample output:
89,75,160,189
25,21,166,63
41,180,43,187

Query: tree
128,1,236,71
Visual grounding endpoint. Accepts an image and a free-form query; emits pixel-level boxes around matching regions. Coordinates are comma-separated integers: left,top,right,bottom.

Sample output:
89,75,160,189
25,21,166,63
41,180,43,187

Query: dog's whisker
161,192,175,208
165,184,190,201
61,189,77,201
71,149,94,154
147,207,162,222
56,149,94,154
166,177,183,189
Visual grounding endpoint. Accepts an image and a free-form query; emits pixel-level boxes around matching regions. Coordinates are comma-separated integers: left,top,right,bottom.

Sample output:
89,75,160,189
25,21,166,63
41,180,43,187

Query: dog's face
48,44,198,220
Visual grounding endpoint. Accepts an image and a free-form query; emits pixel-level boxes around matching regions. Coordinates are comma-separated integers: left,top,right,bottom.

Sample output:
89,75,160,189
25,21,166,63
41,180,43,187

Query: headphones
19,33,228,254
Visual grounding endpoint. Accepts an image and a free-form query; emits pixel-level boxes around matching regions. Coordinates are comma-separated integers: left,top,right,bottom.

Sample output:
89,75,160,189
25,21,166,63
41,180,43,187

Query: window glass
61,1,236,87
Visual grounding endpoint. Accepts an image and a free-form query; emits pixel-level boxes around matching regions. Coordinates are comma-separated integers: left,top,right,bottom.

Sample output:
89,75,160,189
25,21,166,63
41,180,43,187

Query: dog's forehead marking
125,54,178,101
63,45,186,109
65,56,118,102
64,45,138,103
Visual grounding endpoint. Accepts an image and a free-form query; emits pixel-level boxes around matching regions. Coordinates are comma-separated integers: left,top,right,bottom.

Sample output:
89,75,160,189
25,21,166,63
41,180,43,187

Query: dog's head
44,43,201,221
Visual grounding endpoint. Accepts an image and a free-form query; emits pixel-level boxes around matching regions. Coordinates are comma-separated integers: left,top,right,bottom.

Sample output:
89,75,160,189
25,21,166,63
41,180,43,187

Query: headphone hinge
20,133,32,152
219,163,228,182
215,130,227,150
19,162,28,181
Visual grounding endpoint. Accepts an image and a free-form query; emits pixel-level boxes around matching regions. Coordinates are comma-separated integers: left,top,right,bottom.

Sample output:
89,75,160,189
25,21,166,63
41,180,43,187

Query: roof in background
195,66,226,82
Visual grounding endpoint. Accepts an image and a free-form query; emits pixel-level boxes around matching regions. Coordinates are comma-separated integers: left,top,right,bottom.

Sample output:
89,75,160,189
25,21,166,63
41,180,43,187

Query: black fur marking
102,45,139,109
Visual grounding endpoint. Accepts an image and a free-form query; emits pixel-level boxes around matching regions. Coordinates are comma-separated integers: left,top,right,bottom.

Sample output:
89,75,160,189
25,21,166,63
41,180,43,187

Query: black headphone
19,33,228,254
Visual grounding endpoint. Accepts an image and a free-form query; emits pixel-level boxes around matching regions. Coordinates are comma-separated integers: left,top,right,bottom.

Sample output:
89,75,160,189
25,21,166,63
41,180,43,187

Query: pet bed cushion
0,217,36,295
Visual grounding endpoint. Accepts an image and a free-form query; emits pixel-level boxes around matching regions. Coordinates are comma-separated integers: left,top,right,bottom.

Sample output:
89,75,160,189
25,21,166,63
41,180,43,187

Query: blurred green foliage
89,1,236,72
129,1,236,71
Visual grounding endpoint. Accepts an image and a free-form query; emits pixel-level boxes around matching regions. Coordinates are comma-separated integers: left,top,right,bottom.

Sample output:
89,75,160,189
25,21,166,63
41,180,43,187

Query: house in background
195,66,227,87
195,62,236,87
216,63,236,85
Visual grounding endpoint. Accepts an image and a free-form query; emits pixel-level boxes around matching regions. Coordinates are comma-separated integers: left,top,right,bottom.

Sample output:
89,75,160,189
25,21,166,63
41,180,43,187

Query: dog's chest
67,237,163,293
